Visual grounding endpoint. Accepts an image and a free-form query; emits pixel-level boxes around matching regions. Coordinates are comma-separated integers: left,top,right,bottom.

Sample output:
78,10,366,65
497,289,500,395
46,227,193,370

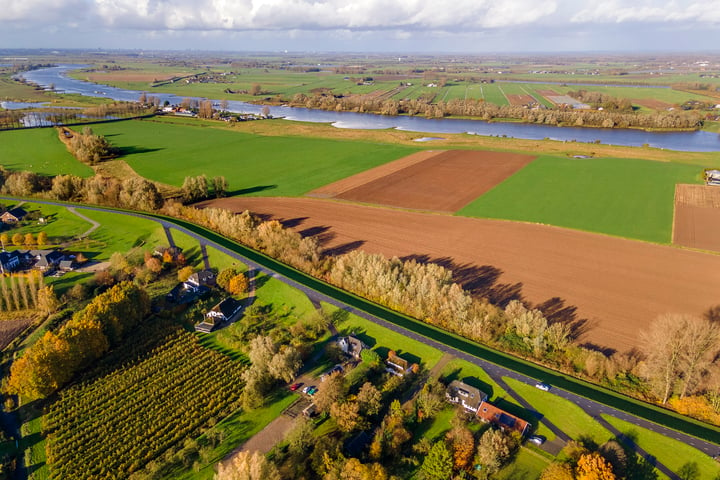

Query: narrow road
6,197,719,467
66,206,101,238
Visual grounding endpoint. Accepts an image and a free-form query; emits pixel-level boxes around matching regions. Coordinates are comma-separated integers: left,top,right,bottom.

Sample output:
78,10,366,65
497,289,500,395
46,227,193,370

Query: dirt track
673,184,720,252
312,150,535,212
200,196,720,353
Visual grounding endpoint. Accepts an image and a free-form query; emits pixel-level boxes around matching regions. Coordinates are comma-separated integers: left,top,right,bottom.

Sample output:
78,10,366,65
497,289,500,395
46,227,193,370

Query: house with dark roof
337,335,366,359
195,297,243,333
186,270,216,288
477,402,531,436
0,250,22,274
445,380,488,414
0,207,27,224
26,249,65,271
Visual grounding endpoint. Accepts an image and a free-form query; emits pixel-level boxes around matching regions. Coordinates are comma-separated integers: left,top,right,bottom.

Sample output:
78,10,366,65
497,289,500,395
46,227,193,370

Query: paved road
9,197,720,468
66,206,101,238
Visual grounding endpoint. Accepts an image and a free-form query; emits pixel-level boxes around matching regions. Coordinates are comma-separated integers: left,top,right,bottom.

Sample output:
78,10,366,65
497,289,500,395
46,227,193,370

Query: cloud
571,0,720,24
2,0,559,31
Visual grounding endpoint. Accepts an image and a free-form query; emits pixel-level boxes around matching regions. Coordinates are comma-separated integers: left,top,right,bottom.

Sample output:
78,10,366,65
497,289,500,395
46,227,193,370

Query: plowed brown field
309,150,535,212
199,197,720,353
506,94,536,106
673,184,720,252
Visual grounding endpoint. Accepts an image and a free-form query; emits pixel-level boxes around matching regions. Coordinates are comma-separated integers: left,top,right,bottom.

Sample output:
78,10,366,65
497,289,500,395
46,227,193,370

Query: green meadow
0,128,94,177
89,119,417,196
458,155,701,243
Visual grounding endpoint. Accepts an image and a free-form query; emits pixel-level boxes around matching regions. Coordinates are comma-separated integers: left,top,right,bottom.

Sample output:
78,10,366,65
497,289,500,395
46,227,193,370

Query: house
186,270,216,288
205,297,243,323
477,402,531,436
337,335,366,359
27,249,64,271
445,380,488,414
385,350,418,377
0,250,22,274
58,260,74,272
0,207,28,224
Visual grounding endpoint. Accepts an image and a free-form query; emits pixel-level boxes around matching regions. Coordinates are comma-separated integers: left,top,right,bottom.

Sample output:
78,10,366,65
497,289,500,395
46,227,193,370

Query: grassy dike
9,197,720,448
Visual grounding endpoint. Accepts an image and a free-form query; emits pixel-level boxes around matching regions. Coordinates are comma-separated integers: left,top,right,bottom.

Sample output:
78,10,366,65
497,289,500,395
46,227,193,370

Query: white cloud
571,0,720,24
2,0,559,31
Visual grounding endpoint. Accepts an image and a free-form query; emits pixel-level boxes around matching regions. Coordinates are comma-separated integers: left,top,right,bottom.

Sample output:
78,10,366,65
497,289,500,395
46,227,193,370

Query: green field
602,414,720,479
89,119,417,196
0,202,92,241
504,377,612,445
458,155,701,243
0,128,94,177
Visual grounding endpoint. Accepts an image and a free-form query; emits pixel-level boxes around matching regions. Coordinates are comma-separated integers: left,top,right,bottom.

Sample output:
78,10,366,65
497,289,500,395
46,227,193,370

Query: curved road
7,197,719,470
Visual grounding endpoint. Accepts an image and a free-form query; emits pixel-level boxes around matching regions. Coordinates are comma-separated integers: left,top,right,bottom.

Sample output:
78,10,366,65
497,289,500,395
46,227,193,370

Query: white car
529,435,545,445
535,382,551,391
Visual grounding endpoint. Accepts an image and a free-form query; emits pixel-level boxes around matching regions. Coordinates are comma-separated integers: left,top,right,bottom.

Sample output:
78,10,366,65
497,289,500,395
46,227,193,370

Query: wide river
18,65,720,152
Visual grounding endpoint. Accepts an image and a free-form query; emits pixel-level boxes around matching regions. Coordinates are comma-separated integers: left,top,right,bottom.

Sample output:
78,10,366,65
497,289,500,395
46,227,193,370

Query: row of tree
181,174,228,203
61,127,117,165
7,282,150,398
287,93,703,130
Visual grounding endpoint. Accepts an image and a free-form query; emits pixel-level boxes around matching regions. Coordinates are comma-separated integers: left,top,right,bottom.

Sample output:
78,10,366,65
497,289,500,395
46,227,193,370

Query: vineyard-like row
43,323,245,479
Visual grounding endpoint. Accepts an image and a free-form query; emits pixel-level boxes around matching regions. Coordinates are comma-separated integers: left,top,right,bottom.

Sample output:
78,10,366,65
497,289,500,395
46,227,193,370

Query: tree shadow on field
227,185,277,196
115,145,164,156
400,254,525,307
279,216,308,229
533,296,592,342
299,225,331,237
324,240,366,257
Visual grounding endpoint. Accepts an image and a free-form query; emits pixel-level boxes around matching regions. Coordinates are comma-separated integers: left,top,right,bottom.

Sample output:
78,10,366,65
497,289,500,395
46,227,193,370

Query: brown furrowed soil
673,184,720,252
633,98,674,110
506,94,536,106
199,196,720,353
317,150,535,212
0,317,33,350
308,150,442,198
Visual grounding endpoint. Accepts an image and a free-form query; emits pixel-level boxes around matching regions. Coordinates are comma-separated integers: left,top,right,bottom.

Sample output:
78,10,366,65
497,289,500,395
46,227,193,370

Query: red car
290,383,303,391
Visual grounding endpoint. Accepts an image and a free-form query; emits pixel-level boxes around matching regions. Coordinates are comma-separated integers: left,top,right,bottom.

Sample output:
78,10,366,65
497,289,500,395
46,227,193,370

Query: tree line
287,93,703,130
7,282,150,399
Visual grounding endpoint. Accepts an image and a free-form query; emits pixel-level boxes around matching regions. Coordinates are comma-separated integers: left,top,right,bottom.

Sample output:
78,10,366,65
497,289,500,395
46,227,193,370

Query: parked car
290,383,303,391
302,386,311,394
528,435,545,445
307,386,318,396
535,382,551,391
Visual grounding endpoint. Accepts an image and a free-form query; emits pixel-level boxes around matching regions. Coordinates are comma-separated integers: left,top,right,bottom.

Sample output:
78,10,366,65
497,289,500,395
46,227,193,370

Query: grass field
504,377,612,445
0,128,94,177
88,119,417,197
495,447,551,480
458,155,701,243
0,202,92,242
602,414,720,479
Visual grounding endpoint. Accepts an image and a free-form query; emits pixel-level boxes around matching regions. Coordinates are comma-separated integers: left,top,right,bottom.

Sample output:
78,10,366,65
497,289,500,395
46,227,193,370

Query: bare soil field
673,184,720,252
506,94,536,105
316,150,535,212
199,197,720,353
0,317,33,350
633,98,674,110
308,150,444,198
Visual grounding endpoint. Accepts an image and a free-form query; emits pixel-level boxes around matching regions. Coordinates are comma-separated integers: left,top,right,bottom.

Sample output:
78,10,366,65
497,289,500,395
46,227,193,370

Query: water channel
14,64,720,152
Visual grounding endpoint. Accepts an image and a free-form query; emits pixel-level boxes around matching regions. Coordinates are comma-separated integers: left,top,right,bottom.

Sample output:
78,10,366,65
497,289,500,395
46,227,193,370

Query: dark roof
188,269,215,285
1,207,27,221
446,380,488,411
214,297,242,319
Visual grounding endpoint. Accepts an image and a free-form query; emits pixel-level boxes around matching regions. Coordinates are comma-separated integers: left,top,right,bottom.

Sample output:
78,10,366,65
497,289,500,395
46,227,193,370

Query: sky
1,0,719,53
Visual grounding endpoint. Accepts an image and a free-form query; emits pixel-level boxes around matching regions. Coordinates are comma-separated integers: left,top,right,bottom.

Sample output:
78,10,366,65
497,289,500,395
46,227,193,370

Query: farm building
477,402,531,436
445,379,530,435
385,350,418,377
337,335,366,359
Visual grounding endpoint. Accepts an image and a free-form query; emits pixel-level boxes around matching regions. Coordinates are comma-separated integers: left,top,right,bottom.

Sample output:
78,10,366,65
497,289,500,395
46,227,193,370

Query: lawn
326,302,444,370
255,275,318,324
602,414,720,480
458,155,701,243
0,202,93,243
495,447,552,480
70,209,167,261
88,119,417,197
0,128,94,177
504,377,612,445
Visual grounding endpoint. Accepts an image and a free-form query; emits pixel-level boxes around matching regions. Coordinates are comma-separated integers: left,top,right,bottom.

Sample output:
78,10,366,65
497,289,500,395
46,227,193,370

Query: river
16,64,720,152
